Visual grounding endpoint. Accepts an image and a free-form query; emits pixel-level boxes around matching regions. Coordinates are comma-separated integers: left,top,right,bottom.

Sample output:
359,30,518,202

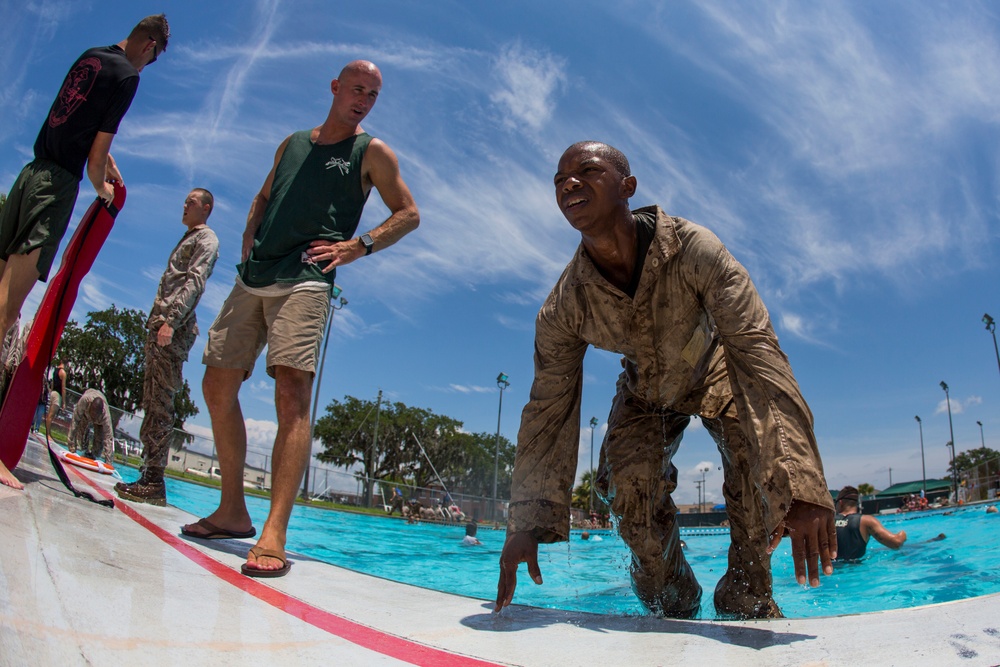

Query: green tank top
239,130,373,287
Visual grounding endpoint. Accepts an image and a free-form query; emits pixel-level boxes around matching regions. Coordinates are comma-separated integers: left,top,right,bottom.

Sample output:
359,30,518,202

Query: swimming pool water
123,468,1000,619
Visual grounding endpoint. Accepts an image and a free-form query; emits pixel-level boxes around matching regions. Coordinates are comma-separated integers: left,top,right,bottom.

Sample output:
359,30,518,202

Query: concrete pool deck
3,436,1000,667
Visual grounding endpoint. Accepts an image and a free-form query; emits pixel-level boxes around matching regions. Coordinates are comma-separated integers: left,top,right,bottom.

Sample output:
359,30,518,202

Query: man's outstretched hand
495,531,542,612
767,500,837,587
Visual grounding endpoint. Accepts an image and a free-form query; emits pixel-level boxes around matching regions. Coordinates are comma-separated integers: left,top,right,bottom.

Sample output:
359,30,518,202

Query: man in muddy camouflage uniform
115,188,218,505
495,142,837,620
68,388,114,462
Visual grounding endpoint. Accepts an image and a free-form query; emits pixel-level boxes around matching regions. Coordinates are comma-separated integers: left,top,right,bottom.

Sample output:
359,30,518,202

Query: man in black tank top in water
834,486,907,562
183,61,419,578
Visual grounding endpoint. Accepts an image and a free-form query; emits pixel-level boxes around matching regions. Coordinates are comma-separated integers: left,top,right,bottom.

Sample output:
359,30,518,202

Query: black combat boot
114,474,166,506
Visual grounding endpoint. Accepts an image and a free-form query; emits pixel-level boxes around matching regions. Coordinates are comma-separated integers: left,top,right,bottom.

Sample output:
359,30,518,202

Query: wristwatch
359,233,374,256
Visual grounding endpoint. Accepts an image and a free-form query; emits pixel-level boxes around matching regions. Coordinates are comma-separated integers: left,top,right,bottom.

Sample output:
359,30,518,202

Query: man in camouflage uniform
115,188,218,505
68,388,114,462
495,142,836,620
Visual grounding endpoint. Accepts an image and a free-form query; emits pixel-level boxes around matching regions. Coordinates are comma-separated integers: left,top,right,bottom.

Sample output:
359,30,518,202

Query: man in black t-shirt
0,15,168,492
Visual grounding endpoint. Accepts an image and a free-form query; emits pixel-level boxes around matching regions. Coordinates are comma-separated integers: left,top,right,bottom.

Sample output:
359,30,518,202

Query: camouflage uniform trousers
138,323,196,480
595,390,780,620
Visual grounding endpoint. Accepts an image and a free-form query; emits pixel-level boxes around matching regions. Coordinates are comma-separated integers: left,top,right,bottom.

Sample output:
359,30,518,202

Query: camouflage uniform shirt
147,225,219,333
68,388,114,462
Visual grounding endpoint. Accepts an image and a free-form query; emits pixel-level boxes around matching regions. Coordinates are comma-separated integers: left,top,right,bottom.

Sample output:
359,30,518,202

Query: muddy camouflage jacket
508,206,832,543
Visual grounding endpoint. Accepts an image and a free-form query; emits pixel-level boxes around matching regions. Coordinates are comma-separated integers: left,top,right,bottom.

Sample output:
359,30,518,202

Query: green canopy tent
865,479,952,512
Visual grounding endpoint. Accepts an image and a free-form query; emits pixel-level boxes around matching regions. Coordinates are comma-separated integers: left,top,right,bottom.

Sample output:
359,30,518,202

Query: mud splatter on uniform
139,225,218,479
68,388,114,462
507,206,833,618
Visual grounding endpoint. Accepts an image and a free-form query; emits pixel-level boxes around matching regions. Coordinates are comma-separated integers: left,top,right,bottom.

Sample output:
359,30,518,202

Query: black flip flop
241,546,291,578
181,517,256,540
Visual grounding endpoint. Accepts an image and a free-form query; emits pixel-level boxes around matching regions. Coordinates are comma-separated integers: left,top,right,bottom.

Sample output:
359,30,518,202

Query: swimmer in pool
462,520,482,546
833,486,907,562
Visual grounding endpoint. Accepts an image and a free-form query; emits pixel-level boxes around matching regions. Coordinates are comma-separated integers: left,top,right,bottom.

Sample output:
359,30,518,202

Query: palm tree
858,482,875,497
572,470,595,509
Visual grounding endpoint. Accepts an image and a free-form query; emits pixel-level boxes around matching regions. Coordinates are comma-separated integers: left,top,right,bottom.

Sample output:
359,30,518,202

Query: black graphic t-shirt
33,45,139,181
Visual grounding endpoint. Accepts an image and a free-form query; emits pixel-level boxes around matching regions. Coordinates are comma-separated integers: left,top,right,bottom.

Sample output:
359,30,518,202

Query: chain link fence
957,455,1000,502
42,388,527,524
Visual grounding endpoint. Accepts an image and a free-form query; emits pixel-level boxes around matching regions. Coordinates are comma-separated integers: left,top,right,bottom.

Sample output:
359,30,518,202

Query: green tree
436,430,514,498
857,482,875,496
314,394,517,505
572,469,594,509
55,305,198,428
951,447,1000,475
314,394,399,505
572,469,608,512
399,408,466,489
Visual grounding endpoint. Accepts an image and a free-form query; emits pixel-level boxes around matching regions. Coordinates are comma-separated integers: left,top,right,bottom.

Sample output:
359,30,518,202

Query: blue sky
2,1,998,505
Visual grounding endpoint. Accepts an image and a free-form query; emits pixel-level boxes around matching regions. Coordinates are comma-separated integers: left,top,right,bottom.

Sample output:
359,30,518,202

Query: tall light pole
699,465,709,513
694,479,703,515
977,420,985,448
941,381,957,497
588,417,598,513
915,415,926,497
945,440,956,499
492,372,510,522
984,314,1000,379
302,286,347,500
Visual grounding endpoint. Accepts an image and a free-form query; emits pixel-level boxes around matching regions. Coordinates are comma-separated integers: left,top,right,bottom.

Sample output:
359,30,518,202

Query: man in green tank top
185,60,419,578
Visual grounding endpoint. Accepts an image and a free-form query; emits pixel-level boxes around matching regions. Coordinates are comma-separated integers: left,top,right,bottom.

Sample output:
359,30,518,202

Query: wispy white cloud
245,416,278,451
930,394,983,417
489,42,567,132
935,398,962,416
0,5,61,142
611,2,1000,311
496,314,534,332
25,0,79,32
79,274,113,312
444,384,495,394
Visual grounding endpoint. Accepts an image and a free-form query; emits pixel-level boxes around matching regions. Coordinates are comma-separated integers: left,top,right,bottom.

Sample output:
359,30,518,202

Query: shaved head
564,141,631,179
339,60,382,83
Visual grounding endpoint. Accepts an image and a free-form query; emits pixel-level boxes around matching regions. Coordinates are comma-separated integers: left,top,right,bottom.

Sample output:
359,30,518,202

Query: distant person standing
115,189,218,506
183,60,419,580
833,486,907,562
67,388,114,463
387,487,405,515
0,14,169,491
45,360,68,434
32,379,48,433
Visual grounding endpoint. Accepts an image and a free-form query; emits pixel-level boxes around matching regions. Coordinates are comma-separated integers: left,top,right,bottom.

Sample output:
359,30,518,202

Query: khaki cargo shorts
202,283,331,378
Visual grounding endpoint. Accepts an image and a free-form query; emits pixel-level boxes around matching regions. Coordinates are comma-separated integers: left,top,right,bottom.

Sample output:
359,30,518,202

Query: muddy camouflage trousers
595,391,781,619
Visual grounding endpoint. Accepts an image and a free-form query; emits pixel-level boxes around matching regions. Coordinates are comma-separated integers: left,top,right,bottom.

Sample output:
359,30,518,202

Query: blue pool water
122,468,1000,619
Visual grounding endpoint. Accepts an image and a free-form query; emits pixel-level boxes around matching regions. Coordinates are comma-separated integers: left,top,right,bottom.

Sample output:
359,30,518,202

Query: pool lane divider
68,465,504,667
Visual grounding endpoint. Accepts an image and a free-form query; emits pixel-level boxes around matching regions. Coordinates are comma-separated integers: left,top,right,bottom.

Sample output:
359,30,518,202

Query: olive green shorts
202,283,331,378
0,159,80,281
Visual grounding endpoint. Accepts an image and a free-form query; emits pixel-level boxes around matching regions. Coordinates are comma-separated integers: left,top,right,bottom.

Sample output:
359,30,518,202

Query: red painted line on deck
70,466,503,667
